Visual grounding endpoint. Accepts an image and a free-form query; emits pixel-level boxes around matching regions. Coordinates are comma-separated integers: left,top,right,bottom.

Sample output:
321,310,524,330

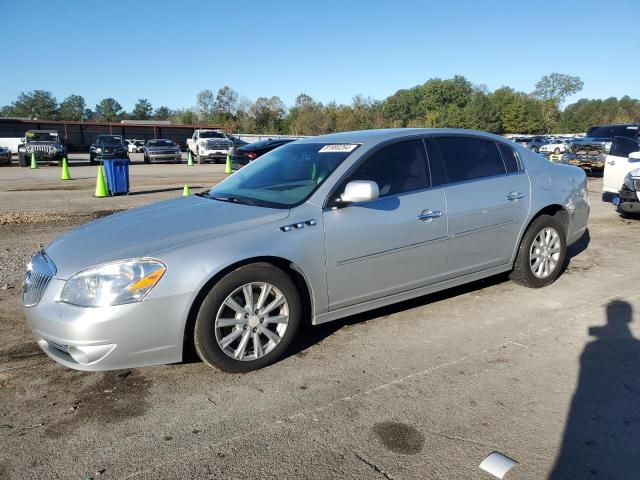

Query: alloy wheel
529,227,562,279
214,282,289,361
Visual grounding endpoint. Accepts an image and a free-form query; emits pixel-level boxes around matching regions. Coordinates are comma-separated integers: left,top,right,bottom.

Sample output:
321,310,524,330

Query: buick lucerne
23,129,589,372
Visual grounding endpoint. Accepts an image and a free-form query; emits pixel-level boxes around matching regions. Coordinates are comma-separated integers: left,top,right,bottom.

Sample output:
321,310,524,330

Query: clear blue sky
1,0,638,111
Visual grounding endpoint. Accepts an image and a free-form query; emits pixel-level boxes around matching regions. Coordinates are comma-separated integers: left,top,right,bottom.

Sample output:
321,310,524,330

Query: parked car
567,124,640,173
126,139,145,153
603,136,640,194
17,130,67,167
142,139,182,163
186,129,234,163
89,135,129,165
231,138,296,169
23,128,589,373
539,139,573,155
0,146,11,164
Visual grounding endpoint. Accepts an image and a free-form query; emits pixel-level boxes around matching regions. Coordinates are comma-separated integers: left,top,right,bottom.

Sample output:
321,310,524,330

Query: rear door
426,136,530,276
323,138,448,310
603,136,640,193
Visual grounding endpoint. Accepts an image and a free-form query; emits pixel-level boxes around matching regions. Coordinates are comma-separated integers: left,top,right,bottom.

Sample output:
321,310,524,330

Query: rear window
587,125,639,140
434,136,507,183
498,143,520,173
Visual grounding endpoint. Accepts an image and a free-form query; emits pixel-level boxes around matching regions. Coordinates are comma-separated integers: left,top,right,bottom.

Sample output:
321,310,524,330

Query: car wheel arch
512,204,569,262
181,256,314,362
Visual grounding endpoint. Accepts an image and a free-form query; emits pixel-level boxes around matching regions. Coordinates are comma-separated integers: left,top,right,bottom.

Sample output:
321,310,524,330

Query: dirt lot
1,162,639,479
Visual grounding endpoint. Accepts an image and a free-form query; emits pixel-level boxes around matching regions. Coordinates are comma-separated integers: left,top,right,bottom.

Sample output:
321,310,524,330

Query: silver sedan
23,129,589,372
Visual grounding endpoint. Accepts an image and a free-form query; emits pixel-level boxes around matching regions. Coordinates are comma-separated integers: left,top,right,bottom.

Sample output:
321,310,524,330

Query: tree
250,96,285,133
153,106,172,120
10,90,58,119
58,94,86,121
196,89,216,122
287,93,326,135
533,73,584,104
83,108,95,121
131,98,153,120
214,86,238,122
95,98,123,122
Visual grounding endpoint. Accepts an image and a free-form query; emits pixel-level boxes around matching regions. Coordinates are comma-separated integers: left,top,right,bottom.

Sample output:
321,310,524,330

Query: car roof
296,128,507,148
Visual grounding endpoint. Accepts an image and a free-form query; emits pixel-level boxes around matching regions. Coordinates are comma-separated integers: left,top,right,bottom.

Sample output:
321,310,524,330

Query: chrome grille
23,251,56,307
206,140,231,149
26,145,56,154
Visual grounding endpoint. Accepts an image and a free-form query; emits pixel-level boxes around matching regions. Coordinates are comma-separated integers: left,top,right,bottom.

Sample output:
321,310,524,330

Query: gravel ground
1,174,640,479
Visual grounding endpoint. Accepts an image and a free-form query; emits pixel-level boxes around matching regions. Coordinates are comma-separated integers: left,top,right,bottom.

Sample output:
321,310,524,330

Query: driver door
322,138,448,311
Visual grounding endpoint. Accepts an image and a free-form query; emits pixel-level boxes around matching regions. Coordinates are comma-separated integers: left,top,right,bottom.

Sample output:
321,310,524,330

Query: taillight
247,152,257,159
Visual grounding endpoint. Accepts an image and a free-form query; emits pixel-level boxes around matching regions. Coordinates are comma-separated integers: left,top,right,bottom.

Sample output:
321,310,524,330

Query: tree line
2,73,639,135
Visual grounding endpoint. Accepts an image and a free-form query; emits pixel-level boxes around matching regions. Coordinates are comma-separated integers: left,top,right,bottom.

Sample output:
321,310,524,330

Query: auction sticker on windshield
318,144,359,153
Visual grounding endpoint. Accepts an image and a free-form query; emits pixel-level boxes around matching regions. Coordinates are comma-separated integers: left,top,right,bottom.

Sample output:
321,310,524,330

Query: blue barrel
102,159,130,195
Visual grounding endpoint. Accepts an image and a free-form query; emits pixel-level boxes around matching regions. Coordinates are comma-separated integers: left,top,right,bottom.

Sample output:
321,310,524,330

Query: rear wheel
510,214,566,288
194,263,302,373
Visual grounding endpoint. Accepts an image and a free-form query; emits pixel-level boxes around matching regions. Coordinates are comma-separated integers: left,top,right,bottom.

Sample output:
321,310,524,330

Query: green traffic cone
187,150,194,166
225,154,232,174
30,152,38,169
183,184,191,196
60,157,71,180
94,165,108,198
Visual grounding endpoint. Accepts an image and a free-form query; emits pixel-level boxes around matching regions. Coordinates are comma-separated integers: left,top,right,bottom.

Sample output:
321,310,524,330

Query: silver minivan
23,129,590,372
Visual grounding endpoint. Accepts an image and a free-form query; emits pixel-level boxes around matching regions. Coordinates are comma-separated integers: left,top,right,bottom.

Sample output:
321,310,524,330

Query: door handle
607,160,615,165
418,210,443,221
507,192,525,201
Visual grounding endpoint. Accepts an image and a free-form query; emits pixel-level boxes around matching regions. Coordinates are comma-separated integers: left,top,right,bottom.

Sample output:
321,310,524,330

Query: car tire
194,263,302,373
89,154,97,166
18,154,27,167
510,214,566,288
144,154,150,164
554,148,560,154
196,149,203,164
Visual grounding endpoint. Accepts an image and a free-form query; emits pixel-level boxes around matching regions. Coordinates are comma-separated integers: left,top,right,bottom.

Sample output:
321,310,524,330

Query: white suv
187,129,234,163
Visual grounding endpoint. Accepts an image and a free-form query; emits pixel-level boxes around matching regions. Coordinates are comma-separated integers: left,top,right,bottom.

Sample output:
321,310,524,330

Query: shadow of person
550,300,640,479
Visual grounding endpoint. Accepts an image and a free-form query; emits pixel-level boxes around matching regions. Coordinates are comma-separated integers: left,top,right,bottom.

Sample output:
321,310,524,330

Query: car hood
46,196,290,279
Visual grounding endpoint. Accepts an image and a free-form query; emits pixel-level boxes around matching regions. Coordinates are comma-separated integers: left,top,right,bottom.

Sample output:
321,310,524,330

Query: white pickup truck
186,129,234,164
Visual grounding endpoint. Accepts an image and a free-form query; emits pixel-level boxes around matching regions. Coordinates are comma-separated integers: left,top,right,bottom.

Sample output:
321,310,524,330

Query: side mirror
339,180,379,204
629,151,640,161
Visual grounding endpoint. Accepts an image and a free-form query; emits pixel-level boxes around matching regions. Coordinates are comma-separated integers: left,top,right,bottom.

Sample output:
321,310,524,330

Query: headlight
624,173,640,192
59,259,166,307
199,141,207,148
95,147,102,153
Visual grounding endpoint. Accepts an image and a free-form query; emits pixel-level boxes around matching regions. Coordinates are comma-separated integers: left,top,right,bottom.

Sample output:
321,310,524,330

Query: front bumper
614,187,640,214
148,152,182,161
199,149,232,159
23,278,193,371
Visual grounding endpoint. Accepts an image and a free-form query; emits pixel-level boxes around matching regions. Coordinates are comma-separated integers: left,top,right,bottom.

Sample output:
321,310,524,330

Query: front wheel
510,214,566,288
554,148,560,154
194,263,302,373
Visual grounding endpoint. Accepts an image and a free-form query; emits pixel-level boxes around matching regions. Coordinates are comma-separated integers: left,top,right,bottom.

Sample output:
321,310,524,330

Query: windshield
206,142,359,208
96,136,122,146
200,131,227,139
26,132,59,142
148,140,175,147
587,125,639,140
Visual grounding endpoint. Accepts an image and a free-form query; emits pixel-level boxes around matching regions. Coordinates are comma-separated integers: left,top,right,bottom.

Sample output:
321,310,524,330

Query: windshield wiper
207,195,258,206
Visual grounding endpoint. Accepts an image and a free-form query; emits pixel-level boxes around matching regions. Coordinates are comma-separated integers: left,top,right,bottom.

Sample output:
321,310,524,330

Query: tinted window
610,136,640,157
497,143,520,173
424,137,448,187
587,125,639,140
435,136,506,183
345,139,429,197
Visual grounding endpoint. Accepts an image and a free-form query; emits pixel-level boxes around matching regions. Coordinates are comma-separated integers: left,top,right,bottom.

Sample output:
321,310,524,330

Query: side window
424,137,448,187
497,142,521,173
434,136,507,183
343,139,429,198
